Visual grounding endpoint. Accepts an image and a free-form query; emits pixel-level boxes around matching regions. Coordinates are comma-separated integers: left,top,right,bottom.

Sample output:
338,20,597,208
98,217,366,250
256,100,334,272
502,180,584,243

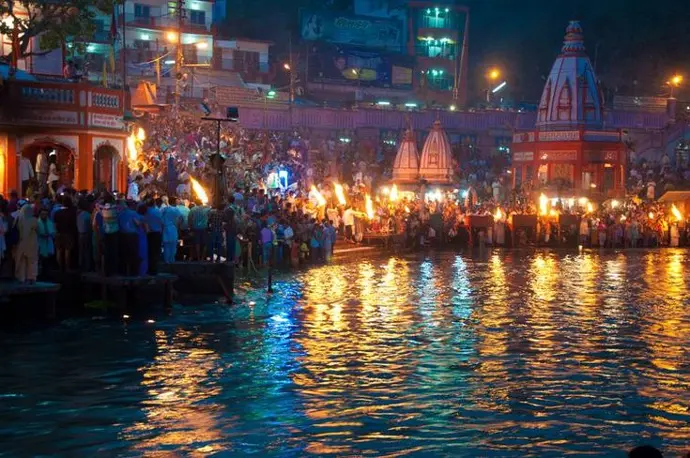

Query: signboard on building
17,110,79,126
300,10,403,52
307,43,414,90
89,113,124,130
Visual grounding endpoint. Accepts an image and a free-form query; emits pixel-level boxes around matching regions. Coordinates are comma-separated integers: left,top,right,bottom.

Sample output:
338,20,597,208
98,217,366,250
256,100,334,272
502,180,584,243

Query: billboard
300,10,403,52
307,43,414,90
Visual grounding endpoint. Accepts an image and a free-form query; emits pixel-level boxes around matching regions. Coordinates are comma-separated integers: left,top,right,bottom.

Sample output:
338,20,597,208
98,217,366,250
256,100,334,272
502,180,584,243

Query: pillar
6,133,18,194
0,133,7,195
77,133,91,190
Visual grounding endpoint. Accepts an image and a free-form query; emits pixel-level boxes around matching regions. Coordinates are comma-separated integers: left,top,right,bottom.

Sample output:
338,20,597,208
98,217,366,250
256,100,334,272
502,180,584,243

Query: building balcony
125,14,211,34
416,28,458,41
1,79,126,130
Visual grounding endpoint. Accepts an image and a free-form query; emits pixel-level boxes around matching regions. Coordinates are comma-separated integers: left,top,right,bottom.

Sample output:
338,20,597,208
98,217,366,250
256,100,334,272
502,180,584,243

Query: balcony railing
1,79,126,130
125,14,210,33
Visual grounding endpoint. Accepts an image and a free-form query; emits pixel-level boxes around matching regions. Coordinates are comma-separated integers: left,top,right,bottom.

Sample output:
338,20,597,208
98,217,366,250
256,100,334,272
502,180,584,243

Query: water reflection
0,250,689,456
122,329,227,455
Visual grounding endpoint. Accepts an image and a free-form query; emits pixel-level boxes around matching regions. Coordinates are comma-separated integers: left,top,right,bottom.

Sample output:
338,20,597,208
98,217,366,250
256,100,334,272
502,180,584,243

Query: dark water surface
1,250,689,457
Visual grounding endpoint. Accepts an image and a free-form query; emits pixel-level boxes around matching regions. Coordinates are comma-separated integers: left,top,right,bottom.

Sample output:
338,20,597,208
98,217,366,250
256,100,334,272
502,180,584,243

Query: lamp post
167,32,208,106
486,67,500,103
283,62,294,105
351,68,361,107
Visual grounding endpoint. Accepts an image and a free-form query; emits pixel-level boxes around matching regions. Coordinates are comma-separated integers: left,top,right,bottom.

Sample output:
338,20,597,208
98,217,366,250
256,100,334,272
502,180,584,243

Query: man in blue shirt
118,200,141,275
145,198,163,275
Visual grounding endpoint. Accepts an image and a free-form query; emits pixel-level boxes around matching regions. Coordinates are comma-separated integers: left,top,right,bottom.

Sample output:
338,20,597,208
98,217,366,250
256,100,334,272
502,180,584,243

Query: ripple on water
0,250,689,457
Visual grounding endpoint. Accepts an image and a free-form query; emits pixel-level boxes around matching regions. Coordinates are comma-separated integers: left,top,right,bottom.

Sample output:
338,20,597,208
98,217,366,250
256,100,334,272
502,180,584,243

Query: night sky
224,0,690,102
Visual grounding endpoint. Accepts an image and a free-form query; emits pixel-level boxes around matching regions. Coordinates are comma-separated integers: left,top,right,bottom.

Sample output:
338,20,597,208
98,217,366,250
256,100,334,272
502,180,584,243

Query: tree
0,0,115,63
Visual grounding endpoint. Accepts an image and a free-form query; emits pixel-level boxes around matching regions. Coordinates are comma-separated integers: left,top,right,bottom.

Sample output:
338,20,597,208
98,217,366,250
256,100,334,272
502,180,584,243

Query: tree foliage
0,0,116,60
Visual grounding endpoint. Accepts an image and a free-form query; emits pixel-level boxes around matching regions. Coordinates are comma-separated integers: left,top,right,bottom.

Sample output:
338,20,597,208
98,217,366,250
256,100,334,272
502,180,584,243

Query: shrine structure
392,128,420,184
510,21,625,197
0,76,129,195
418,120,453,184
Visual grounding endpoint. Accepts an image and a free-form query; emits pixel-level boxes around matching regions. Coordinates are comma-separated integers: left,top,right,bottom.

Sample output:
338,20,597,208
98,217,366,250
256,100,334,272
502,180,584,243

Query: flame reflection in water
0,250,689,456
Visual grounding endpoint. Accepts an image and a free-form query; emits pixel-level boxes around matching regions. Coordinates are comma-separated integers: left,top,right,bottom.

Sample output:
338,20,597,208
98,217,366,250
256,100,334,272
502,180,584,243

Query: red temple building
510,21,625,197
0,73,129,195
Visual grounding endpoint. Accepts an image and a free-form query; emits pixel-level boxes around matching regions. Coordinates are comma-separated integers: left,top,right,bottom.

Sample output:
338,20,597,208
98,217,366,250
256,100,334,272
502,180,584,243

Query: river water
1,250,689,457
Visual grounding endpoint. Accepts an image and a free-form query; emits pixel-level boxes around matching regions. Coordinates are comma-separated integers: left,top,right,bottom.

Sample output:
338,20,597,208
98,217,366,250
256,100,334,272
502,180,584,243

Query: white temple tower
537,20,603,130
418,120,453,184
392,128,420,183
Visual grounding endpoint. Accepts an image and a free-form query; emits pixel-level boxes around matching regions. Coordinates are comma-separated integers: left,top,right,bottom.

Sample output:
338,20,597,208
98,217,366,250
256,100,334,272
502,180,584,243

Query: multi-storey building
303,0,469,108
408,2,469,107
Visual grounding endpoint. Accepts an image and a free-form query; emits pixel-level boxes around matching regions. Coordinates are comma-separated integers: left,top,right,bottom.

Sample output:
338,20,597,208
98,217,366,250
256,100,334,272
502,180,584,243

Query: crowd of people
3,109,690,284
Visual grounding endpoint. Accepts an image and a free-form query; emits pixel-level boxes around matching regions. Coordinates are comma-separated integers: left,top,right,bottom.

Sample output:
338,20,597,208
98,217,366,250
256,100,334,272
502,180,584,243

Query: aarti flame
648,212,655,220
334,183,347,206
539,193,548,215
586,202,594,213
671,204,683,222
127,132,138,164
136,127,146,142
310,185,326,207
190,176,209,205
494,207,503,220
365,194,375,220
390,184,399,202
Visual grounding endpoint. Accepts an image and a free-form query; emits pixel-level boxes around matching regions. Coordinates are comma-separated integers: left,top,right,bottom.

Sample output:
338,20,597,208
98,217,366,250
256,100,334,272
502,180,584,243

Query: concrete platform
0,281,61,318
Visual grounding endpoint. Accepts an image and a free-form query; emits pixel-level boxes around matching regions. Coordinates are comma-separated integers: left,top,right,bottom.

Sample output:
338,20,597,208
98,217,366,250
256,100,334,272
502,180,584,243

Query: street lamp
668,74,683,98
485,68,501,103
282,63,294,104
166,31,208,106
351,68,361,107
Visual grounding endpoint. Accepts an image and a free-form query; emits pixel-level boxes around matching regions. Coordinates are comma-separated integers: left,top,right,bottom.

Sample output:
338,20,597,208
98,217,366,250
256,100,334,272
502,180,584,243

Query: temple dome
536,21,603,130
392,129,420,183
419,120,453,183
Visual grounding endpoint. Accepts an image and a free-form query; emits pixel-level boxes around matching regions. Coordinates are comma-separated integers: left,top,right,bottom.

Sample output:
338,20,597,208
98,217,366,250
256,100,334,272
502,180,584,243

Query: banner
308,43,413,90
300,10,403,52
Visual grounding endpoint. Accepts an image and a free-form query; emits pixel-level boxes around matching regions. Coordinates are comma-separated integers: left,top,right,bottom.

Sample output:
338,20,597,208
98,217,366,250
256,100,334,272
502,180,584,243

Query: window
189,10,206,25
425,68,453,91
420,9,454,29
93,19,105,34
133,39,151,50
167,1,177,15
134,4,150,18
233,50,259,73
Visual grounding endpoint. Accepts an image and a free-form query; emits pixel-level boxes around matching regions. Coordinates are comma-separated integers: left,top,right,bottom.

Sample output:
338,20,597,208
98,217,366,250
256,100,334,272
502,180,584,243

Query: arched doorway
21,140,75,195
94,144,119,191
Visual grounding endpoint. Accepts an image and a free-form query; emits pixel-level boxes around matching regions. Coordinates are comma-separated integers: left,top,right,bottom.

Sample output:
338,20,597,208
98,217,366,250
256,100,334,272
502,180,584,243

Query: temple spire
561,20,586,56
